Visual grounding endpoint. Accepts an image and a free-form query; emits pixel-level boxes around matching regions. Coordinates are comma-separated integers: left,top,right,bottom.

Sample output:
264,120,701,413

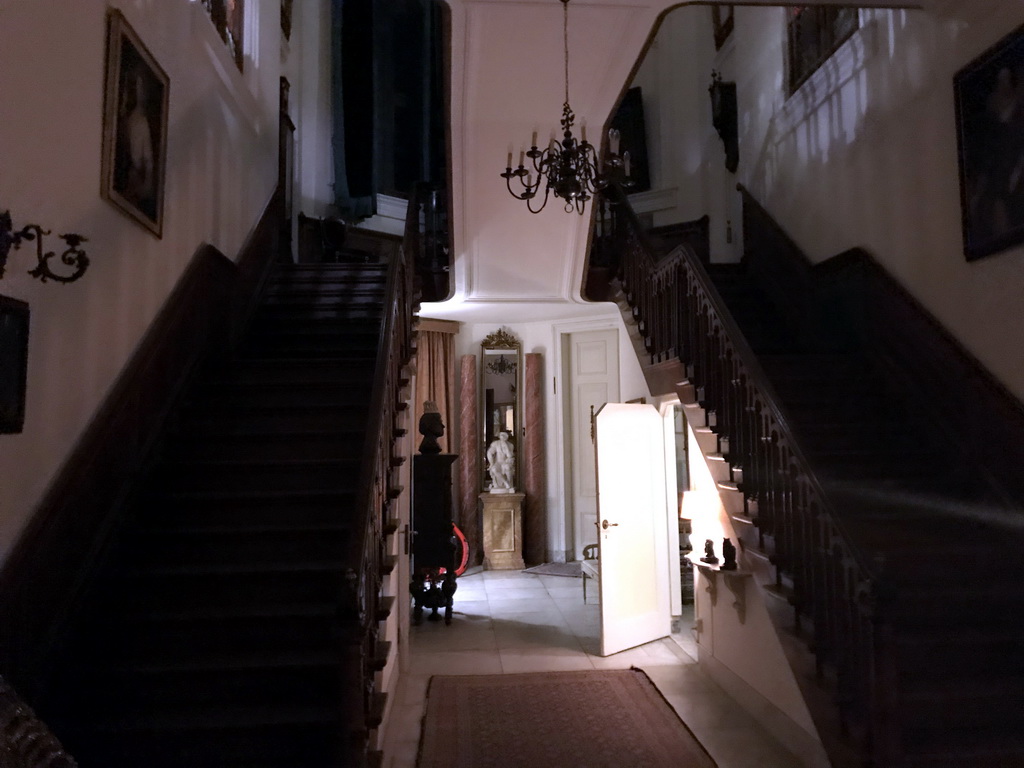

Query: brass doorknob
601,520,618,530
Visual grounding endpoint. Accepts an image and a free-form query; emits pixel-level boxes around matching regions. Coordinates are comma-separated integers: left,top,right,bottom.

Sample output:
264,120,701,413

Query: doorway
562,328,619,559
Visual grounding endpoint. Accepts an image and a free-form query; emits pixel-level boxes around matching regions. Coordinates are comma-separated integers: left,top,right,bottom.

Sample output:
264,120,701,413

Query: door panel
595,403,670,656
567,329,619,556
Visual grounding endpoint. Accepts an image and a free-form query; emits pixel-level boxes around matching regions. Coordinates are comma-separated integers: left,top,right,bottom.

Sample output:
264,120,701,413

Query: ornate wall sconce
0,210,90,284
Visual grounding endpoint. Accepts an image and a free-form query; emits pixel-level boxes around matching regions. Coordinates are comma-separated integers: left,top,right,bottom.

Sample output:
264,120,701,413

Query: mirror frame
480,328,522,492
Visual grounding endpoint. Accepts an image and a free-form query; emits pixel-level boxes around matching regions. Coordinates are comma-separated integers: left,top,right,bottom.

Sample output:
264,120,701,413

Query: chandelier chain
563,0,570,107
499,0,632,214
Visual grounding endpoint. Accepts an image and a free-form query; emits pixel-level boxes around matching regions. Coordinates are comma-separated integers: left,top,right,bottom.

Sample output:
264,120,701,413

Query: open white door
595,403,671,656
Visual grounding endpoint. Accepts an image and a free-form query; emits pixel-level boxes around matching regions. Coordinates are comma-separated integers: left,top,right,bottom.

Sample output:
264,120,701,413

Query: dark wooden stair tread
42,261,398,767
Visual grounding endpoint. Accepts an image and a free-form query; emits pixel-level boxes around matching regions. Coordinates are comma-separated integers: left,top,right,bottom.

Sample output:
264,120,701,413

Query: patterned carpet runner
418,668,717,768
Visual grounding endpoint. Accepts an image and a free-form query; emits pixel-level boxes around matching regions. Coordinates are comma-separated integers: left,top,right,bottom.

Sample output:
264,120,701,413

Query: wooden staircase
701,262,1024,767
602,180,1024,767
39,262,399,768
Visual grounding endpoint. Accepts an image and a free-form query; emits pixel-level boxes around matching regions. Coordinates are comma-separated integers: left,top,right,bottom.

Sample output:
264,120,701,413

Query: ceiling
420,0,931,324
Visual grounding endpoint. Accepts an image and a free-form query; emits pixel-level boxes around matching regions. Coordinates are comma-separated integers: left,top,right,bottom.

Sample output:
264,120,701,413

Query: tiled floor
382,568,806,768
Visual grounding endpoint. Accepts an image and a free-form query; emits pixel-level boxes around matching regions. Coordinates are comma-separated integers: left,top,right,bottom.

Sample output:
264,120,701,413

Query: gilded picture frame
954,25,1024,261
101,9,169,238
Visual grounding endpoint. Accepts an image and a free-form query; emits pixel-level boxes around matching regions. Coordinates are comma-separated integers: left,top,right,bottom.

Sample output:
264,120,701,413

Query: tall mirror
481,329,521,493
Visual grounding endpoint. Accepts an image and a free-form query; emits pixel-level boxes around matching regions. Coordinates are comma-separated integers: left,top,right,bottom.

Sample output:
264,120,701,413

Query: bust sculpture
418,400,444,454
700,538,719,564
486,431,515,492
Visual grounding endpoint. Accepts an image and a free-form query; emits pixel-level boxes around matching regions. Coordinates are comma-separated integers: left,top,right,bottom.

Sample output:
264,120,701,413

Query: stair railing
1,676,76,767
339,212,417,762
601,185,898,765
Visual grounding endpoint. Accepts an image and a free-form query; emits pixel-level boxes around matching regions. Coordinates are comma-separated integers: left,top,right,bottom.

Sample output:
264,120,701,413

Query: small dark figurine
721,538,737,571
418,400,444,454
700,538,719,564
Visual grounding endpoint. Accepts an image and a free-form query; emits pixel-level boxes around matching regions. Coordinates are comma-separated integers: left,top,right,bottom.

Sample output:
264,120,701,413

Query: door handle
601,520,618,530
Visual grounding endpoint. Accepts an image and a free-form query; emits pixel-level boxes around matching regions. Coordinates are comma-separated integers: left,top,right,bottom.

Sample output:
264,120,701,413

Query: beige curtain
414,323,458,454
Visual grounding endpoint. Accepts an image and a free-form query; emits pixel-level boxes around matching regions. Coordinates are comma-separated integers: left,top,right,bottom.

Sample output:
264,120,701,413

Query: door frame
550,317,623,562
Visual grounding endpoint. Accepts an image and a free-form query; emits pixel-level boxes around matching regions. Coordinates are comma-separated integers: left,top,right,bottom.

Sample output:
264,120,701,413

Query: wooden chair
581,543,599,603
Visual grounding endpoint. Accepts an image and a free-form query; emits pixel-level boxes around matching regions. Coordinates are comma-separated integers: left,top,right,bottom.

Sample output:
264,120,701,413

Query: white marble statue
486,431,515,493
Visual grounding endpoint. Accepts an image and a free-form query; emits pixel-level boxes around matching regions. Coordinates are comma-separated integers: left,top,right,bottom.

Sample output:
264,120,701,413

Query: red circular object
452,524,470,576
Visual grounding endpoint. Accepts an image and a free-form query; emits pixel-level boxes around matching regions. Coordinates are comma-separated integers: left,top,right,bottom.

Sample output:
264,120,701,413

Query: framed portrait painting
0,295,29,435
101,9,169,237
954,25,1024,261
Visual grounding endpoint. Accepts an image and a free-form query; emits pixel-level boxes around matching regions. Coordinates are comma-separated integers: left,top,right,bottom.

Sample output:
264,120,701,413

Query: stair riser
163,463,359,494
242,340,378,358
117,570,346,611
901,694,1024,731
253,307,384,323
262,292,384,306
124,530,351,568
219,363,373,386
181,410,368,435
145,497,354,530
893,595,1024,627
75,665,341,712
897,642,1024,680
90,615,340,662
190,387,371,411
174,436,358,463
64,723,338,768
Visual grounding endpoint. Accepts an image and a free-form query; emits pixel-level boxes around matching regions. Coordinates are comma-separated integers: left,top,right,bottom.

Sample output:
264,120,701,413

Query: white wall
636,4,1024,401
446,304,649,561
292,0,336,220
0,0,283,563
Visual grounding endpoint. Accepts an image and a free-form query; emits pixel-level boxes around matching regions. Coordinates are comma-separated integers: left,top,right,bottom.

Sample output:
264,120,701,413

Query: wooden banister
338,191,419,763
737,184,1024,509
1,676,76,767
600,184,898,764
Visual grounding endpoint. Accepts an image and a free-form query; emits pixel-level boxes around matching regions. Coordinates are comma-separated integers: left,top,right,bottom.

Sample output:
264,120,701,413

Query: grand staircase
702,262,1024,767
39,261,396,768
604,186,1024,767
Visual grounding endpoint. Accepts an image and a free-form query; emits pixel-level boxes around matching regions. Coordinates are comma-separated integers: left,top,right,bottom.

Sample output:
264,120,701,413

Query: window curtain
414,325,457,454
330,0,375,219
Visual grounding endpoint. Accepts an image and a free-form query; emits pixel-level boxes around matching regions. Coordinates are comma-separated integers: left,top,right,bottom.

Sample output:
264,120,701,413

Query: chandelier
500,0,631,214
485,354,517,376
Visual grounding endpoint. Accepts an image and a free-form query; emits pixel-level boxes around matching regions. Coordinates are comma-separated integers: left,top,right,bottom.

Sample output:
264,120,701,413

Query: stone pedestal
480,492,526,570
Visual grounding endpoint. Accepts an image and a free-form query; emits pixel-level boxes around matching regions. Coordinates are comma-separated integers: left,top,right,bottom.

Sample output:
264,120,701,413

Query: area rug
522,561,582,577
417,668,717,768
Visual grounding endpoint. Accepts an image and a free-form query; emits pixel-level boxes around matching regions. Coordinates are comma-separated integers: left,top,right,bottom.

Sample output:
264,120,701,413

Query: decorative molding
627,187,678,215
418,318,460,334
481,328,520,350
377,194,409,221
355,195,409,238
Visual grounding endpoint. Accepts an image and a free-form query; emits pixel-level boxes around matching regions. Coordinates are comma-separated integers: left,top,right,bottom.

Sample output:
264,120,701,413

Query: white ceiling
421,0,931,324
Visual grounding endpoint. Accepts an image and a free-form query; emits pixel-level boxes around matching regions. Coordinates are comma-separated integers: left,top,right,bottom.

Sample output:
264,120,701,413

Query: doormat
417,668,717,768
522,561,581,578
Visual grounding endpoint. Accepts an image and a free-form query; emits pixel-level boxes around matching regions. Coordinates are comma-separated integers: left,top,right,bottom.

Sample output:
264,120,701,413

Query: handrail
600,184,896,763
337,187,417,763
1,676,76,767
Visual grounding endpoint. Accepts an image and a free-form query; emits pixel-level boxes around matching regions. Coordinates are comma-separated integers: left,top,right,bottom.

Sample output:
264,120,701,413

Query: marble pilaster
458,355,481,565
523,353,547,565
